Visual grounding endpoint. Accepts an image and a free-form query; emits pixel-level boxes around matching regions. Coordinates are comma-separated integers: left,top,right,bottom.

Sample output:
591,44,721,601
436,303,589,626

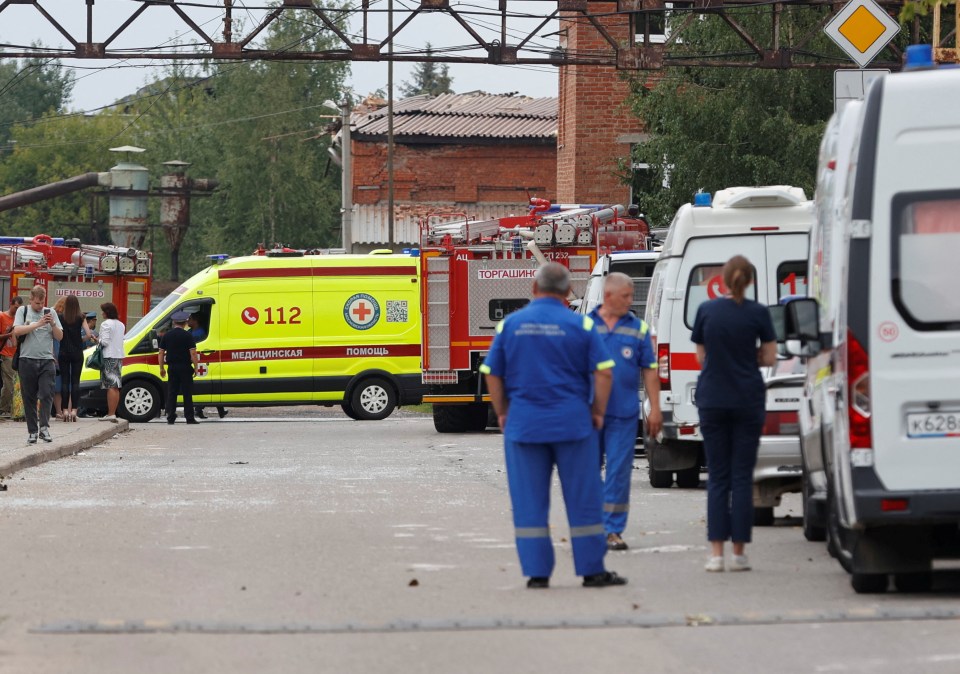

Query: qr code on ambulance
386,300,408,323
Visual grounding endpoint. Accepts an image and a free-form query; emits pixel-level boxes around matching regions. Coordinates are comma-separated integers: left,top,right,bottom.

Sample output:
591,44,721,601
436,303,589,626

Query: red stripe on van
670,352,701,371
124,344,421,367
218,266,417,279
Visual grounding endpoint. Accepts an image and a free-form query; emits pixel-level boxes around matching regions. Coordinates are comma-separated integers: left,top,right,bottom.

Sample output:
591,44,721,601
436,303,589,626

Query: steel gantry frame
0,0,925,70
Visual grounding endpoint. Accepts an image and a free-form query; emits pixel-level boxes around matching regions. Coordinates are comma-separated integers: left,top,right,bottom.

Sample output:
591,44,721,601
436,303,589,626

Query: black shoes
526,577,550,589
582,571,628,588
217,407,229,419
186,419,200,425
606,533,629,551
194,407,207,419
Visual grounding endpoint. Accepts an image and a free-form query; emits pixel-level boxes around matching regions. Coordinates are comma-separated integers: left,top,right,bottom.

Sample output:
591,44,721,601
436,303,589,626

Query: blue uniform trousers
699,406,765,542
599,415,637,535
504,435,607,578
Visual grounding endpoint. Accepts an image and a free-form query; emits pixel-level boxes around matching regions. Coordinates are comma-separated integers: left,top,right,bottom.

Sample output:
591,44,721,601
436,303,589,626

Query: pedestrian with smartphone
12,286,62,444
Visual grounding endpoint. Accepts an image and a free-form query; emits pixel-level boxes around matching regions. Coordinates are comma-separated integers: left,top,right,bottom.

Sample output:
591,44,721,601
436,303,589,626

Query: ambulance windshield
125,292,182,341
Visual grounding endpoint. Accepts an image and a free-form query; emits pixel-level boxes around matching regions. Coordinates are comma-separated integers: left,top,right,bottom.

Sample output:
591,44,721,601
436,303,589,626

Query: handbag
85,344,104,371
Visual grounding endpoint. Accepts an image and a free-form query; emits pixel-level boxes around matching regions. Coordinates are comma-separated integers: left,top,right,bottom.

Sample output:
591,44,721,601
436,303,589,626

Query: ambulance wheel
675,466,701,489
648,467,674,489
119,380,161,423
340,402,361,420
350,378,396,420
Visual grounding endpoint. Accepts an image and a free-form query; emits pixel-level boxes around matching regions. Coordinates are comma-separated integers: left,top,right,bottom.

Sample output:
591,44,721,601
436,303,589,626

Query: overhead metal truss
0,0,932,70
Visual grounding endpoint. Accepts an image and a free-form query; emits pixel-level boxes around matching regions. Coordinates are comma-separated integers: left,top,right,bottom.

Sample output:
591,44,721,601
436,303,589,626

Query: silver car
753,358,804,526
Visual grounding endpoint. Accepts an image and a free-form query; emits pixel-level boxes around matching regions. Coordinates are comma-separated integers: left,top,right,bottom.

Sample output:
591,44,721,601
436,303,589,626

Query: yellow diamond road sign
825,0,900,68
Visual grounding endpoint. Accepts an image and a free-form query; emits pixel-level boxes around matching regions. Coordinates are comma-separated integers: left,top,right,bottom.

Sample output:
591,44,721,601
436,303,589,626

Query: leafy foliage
0,8,349,281
0,57,74,146
400,44,454,97
625,6,838,226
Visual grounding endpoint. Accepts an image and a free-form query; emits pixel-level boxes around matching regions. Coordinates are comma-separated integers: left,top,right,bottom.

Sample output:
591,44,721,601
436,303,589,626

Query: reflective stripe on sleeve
640,320,649,336
596,359,615,370
569,524,605,538
515,526,551,539
479,363,491,374
604,503,630,513
495,320,505,334
582,316,595,331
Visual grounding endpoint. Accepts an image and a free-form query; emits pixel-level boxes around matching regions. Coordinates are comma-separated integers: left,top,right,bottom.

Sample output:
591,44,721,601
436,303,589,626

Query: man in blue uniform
589,272,662,551
481,262,627,589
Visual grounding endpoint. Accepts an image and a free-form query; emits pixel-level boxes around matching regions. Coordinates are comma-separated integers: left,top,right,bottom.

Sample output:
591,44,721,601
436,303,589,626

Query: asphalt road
1,412,959,674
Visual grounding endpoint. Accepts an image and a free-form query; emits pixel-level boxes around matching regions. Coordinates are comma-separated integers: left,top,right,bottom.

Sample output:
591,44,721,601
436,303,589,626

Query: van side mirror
783,298,823,358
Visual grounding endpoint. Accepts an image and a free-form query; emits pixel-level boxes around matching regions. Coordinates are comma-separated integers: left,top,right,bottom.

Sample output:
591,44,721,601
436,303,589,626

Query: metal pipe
387,0,395,251
0,172,110,213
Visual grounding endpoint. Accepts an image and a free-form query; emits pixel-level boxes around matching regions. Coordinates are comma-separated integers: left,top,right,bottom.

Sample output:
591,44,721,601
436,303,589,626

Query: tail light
658,343,671,390
762,410,799,436
847,329,872,449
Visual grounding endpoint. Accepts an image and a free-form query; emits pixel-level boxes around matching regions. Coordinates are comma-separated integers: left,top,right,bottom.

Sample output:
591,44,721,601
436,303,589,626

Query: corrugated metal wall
352,202,532,244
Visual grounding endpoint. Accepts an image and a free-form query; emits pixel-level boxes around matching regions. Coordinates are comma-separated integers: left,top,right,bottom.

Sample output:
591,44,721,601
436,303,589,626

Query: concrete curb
0,419,130,481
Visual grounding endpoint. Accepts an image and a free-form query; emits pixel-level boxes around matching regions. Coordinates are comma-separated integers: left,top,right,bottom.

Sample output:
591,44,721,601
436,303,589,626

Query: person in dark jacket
57,295,96,422
158,311,200,425
691,255,777,573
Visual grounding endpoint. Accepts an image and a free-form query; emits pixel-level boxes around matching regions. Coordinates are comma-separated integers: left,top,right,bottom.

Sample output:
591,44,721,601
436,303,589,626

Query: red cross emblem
195,363,208,377
352,302,372,322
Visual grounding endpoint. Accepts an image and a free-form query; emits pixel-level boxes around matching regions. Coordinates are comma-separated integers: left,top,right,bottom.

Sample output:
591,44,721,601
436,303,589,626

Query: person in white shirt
97,302,126,422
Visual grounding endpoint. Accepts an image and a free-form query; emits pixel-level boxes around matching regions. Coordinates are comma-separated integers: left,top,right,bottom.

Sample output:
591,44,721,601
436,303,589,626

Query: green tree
0,57,74,146
625,7,837,226
400,44,454,97
0,112,127,240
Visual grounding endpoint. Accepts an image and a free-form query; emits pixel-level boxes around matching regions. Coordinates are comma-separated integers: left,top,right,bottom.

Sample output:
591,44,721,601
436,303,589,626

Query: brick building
557,2,646,206
347,93,557,251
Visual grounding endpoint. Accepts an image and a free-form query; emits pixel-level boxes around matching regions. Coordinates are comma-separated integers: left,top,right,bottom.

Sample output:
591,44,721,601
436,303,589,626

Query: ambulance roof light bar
207,254,230,265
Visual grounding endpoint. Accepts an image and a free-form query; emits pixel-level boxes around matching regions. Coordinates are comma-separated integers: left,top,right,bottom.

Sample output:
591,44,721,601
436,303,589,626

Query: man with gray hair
589,272,662,551
481,262,627,589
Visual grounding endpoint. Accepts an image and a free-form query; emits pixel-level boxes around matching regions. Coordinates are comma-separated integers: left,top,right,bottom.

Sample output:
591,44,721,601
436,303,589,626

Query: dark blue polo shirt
588,307,656,419
691,297,776,410
480,297,614,443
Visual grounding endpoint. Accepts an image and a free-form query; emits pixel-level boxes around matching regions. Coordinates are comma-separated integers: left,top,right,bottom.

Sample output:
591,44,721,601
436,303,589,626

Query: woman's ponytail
723,255,753,303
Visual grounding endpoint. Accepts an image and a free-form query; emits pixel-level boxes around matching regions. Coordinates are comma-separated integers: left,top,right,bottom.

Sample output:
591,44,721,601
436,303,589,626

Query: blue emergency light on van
904,44,934,70
694,192,712,207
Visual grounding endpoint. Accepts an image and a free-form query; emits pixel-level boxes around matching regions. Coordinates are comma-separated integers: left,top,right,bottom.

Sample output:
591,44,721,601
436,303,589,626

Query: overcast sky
0,0,561,113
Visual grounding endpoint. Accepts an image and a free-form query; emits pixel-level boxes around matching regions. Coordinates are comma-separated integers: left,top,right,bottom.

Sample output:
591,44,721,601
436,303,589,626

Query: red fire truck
419,199,649,432
0,234,152,326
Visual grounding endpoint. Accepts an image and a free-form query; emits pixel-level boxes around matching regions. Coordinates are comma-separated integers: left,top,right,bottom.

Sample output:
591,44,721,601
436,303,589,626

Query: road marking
32,605,960,635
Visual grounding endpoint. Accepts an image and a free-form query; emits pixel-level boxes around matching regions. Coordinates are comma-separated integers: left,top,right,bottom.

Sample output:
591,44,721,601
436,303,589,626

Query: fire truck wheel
119,380,161,423
433,405,472,433
340,402,361,420
350,378,396,421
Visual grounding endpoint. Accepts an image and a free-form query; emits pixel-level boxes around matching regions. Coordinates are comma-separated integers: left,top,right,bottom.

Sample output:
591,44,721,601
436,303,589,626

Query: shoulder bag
85,343,104,371
11,306,25,372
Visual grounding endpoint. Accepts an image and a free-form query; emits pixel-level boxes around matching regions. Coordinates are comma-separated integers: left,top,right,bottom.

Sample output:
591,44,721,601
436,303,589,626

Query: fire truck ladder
423,255,453,379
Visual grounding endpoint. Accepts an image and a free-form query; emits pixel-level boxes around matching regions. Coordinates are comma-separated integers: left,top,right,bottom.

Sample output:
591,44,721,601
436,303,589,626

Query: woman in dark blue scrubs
691,255,777,572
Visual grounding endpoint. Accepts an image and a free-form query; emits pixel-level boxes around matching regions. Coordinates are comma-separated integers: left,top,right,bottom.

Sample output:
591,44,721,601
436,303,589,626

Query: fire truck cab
420,200,650,433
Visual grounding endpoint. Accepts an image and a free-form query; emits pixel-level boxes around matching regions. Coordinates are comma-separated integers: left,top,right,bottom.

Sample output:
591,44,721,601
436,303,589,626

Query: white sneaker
704,556,724,572
99,415,118,422
729,555,751,572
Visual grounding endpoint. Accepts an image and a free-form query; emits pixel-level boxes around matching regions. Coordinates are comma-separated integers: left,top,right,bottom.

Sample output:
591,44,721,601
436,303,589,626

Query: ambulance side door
188,301,221,405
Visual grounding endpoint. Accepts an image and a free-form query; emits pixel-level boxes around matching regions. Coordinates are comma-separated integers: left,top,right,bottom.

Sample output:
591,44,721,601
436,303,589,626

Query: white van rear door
870,193,960,491
672,237,766,424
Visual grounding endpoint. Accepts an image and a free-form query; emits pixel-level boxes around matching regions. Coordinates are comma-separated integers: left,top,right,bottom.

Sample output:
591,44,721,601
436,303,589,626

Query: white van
577,250,661,318
782,58,960,593
644,186,813,488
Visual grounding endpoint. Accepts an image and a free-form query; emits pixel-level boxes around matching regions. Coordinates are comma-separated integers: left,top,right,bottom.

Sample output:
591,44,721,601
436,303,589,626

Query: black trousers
166,364,195,422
